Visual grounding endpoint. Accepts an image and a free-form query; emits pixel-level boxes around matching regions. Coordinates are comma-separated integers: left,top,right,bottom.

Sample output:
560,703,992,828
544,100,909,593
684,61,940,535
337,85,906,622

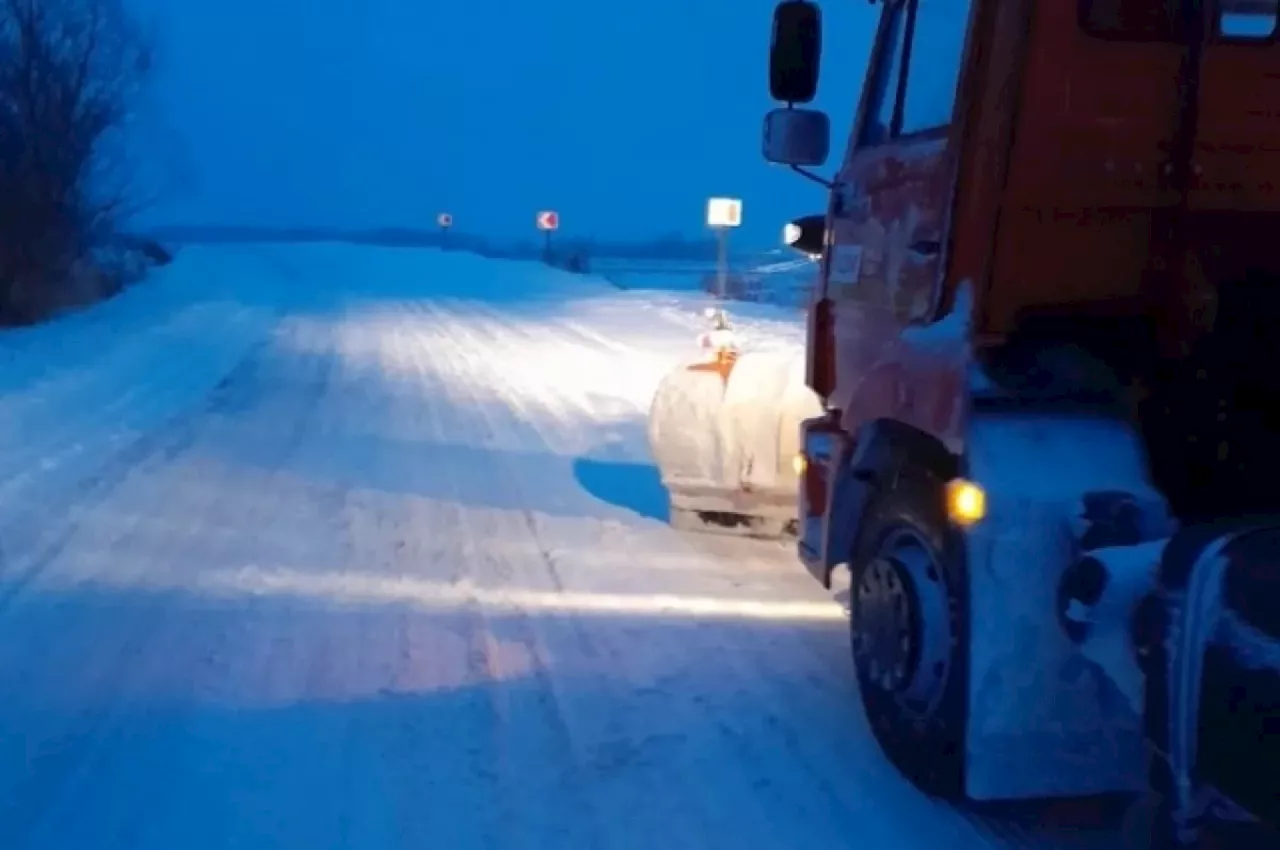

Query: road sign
437,213,453,228
536,210,559,231
706,197,743,228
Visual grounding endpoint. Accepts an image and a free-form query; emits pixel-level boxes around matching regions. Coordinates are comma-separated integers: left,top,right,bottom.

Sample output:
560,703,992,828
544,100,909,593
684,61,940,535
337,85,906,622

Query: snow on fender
647,348,821,536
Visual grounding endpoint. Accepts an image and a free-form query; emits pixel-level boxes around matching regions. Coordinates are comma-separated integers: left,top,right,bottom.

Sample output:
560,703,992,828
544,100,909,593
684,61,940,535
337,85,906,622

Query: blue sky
131,0,878,246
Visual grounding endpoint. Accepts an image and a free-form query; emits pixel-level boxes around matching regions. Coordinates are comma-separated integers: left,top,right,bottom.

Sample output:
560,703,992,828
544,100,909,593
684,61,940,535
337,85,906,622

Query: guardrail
701,259,818,310
587,253,819,308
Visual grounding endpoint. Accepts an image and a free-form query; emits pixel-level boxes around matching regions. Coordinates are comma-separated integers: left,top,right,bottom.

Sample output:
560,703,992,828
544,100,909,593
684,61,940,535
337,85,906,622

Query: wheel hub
857,557,915,691
854,530,954,715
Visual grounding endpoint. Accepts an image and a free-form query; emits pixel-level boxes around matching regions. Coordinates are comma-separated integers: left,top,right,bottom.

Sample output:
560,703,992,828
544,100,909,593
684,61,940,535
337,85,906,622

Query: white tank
647,348,822,534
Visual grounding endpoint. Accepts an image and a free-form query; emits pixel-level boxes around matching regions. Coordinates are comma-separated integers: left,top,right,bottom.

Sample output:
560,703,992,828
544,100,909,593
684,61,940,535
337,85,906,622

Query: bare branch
0,0,153,322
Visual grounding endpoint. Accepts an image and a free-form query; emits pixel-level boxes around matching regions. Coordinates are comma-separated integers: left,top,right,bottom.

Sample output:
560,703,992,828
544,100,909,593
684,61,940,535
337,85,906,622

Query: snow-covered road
0,246,1119,849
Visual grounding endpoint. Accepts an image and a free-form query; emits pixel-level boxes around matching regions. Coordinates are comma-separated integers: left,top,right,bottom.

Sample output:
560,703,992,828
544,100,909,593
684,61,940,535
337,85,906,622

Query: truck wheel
849,474,967,799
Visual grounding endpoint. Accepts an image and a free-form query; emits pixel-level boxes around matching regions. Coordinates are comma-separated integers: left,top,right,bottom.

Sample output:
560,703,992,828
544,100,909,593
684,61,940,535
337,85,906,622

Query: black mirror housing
770,0,822,104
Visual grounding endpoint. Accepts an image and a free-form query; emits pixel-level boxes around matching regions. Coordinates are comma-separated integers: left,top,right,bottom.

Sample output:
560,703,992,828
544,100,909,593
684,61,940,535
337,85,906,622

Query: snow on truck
649,0,1280,845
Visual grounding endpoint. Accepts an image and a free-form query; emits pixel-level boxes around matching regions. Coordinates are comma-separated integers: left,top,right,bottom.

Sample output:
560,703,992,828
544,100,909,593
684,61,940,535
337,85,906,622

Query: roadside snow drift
0,244,1115,850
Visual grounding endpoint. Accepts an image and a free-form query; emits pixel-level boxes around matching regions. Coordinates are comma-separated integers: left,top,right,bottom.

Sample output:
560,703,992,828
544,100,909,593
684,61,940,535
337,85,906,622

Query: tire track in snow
0,275,280,594
0,352,286,847
405,298,614,849
391,292,1128,850
0,331,275,606
145,315,372,849
0,248,1130,849
0,311,359,849
379,309,519,850
401,297,935,848
292,297,533,849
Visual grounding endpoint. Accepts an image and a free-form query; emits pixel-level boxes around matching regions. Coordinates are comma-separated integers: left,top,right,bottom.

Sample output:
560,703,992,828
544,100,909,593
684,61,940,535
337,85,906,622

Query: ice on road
0,246,1108,849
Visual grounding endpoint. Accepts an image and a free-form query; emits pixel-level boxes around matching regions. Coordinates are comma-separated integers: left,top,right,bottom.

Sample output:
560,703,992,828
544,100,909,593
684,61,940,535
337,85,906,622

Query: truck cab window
899,0,973,135
859,4,908,146
1220,0,1279,38
857,0,972,146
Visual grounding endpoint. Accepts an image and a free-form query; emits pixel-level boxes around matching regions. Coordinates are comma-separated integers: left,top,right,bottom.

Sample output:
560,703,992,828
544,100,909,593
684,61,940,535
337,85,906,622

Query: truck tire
848,471,968,799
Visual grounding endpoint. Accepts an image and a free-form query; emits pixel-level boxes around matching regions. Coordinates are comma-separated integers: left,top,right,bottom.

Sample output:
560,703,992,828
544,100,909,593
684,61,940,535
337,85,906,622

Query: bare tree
0,0,151,323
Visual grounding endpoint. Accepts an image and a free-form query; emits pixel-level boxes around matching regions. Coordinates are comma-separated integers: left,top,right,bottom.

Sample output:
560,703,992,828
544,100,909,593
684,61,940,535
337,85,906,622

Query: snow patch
1076,540,1169,716
902,278,973,350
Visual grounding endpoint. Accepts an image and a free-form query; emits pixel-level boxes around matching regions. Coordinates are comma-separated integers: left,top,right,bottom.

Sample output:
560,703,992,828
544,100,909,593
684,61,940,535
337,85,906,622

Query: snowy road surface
0,246,1121,849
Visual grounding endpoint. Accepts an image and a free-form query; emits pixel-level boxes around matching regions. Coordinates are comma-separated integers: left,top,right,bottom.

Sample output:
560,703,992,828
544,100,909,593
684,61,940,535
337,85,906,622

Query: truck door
822,0,975,433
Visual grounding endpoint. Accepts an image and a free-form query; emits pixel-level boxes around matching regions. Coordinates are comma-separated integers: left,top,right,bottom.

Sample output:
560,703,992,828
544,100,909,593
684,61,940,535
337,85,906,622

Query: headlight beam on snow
171,566,848,623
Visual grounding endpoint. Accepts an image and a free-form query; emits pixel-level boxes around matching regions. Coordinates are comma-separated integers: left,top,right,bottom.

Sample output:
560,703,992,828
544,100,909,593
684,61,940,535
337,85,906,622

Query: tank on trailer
647,308,821,537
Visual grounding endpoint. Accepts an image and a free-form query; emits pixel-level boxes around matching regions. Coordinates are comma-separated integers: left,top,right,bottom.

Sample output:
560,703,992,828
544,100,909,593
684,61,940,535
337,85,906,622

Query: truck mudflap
1140,520,1280,841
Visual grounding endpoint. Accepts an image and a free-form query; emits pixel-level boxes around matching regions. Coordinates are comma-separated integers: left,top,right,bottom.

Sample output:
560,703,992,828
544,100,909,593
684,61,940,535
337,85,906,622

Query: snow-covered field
0,245,1118,849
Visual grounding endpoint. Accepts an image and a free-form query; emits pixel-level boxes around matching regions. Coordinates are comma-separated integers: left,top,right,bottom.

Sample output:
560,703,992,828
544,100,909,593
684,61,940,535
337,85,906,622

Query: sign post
705,197,743,299
536,210,559,261
437,212,453,248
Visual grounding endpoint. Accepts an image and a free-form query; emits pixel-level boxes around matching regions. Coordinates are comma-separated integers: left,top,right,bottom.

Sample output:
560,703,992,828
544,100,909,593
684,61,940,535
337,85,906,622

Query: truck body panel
783,0,1280,825
816,0,1280,403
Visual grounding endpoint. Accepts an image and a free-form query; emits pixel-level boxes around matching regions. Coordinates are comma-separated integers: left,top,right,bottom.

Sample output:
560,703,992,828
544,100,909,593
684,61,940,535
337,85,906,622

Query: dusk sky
130,0,878,246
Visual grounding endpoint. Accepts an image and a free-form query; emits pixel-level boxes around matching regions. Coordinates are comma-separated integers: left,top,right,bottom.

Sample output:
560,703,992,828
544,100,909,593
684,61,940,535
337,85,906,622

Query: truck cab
765,1,1280,844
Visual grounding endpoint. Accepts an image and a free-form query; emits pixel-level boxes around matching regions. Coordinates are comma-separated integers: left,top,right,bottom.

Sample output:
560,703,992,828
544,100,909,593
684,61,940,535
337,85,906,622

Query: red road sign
437,213,453,228
536,210,559,231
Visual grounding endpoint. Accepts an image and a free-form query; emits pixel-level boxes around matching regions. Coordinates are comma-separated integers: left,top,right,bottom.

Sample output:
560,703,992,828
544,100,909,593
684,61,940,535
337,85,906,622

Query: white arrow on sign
536,210,559,231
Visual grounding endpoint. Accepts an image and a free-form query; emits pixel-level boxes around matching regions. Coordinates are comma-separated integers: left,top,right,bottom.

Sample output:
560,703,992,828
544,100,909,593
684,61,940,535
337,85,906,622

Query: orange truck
766,1,1280,845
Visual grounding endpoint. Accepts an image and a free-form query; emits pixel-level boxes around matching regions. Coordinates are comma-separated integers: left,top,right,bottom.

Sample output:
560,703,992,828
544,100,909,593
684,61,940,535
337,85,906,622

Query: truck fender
824,418,959,579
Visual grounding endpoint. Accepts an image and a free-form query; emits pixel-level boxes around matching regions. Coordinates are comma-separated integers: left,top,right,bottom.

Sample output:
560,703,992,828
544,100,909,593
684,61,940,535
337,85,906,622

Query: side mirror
783,213,827,258
770,0,822,104
763,107,830,167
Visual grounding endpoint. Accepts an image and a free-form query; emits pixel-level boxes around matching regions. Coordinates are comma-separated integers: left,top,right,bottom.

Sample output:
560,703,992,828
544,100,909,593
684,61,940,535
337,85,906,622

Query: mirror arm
790,165,834,189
